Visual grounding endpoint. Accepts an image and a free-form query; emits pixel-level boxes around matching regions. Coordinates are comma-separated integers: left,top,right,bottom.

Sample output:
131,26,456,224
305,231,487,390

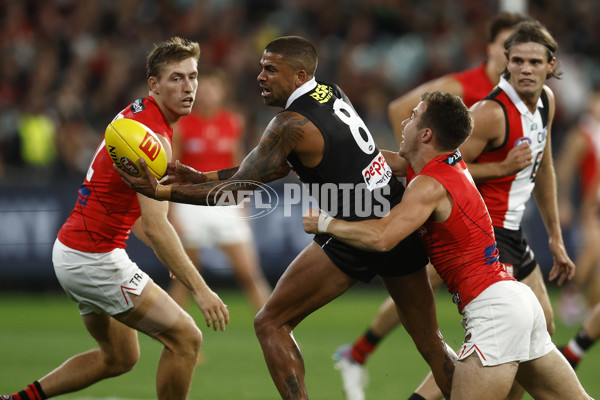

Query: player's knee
254,308,274,342
178,320,203,358
103,347,140,377
254,309,267,338
165,314,203,360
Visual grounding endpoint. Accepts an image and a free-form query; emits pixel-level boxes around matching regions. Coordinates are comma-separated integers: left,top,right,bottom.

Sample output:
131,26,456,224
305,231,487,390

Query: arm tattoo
237,112,307,183
169,112,309,206
216,167,239,180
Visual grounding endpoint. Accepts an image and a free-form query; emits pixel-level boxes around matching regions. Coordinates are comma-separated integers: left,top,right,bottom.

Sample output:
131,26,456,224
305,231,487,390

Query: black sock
575,329,595,351
365,328,382,346
407,394,426,400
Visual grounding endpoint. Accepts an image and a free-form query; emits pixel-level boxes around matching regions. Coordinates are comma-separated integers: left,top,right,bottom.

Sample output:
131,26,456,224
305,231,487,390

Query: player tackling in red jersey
304,90,591,399
2,37,229,400
332,12,532,400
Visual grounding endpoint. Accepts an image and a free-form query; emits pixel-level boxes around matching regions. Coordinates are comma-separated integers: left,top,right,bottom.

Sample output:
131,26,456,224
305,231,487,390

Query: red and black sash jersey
474,77,549,230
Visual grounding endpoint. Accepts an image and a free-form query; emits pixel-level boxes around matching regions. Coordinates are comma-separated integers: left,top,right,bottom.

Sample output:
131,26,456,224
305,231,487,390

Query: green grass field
1,286,598,399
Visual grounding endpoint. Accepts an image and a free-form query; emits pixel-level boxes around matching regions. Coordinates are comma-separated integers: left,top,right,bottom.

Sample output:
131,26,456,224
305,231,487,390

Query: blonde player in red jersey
2,37,229,400
304,91,590,400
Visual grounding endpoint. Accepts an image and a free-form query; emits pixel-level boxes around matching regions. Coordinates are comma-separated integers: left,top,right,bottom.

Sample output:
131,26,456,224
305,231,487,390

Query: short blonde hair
146,37,200,80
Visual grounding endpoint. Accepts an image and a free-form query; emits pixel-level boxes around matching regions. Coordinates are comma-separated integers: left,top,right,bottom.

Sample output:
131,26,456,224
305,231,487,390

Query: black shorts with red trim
493,226,537,281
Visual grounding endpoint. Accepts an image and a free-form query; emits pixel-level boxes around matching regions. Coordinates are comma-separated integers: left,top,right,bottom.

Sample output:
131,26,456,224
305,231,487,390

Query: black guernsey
286,81,403,221
285,80,427,282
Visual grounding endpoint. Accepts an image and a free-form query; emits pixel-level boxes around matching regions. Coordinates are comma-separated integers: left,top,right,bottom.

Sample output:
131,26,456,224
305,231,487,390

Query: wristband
155,185,172,201
318,211,333,233
204,171,218,181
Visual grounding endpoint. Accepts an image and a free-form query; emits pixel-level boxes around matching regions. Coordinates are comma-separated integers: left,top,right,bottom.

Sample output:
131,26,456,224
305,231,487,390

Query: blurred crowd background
1,0,599,183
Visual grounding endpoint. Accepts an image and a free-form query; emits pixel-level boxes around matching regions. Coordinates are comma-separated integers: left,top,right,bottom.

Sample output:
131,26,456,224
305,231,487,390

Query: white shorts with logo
171,203,252,247
457,280,555,366
52,239,150,316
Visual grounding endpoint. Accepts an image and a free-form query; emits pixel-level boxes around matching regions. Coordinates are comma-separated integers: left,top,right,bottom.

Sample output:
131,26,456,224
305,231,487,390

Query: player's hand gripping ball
105,118,167,178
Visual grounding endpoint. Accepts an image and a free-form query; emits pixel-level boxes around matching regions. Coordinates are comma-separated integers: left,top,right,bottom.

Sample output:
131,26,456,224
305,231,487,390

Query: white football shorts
52,238,150,316
457,280,555,366
170,203,252,247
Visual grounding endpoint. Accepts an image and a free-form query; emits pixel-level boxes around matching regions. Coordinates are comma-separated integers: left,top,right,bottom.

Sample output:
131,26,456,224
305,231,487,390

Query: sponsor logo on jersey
309,84,333,104
452,291,461,306
514,136,532,147
443,150,462,166
77,185,92,207
362,152,392,191
502,263,514,277
484,243,499,265
131,98,145,114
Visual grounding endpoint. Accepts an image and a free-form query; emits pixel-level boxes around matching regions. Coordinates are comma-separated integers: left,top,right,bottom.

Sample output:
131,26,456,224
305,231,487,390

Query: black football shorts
313,231,428,282
493,226,537,281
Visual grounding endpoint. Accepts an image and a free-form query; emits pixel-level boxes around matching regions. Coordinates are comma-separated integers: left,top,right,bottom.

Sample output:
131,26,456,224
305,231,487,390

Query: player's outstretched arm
303,176,443,251
118,111,305,206
162,161,241,185
388,75,464,143
163,161,210,185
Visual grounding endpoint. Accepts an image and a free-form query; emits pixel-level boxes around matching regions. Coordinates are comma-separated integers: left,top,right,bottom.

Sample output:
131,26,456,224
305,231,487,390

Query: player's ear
149,76,159,94
422,128,434,143
296,70,307,87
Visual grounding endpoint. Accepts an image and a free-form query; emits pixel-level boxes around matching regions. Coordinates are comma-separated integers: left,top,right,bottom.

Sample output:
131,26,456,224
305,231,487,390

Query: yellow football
105,118,168,178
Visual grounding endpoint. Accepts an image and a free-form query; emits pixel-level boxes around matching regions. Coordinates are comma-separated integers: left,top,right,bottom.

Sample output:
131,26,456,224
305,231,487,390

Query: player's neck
484,61,503,85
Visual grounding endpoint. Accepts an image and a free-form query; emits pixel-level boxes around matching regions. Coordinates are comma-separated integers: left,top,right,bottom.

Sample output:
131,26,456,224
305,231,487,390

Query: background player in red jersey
560,157,600,368
2,37,229,400
331,12,531,400
304,90,590,400
556,88,600,322
168,67,271,315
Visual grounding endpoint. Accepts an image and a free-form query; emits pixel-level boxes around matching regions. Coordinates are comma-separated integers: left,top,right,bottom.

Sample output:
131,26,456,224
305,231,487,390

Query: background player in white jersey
456,20,574,399
2,37,229,400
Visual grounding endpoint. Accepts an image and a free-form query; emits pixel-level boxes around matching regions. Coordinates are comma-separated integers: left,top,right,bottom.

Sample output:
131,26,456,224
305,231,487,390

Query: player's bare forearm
532,154,561,239
304,211,392,252
168,112,309,205
466,158,523,182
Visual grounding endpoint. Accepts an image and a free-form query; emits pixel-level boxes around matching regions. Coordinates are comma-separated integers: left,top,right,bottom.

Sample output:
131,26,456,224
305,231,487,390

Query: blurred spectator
1,0,600,183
